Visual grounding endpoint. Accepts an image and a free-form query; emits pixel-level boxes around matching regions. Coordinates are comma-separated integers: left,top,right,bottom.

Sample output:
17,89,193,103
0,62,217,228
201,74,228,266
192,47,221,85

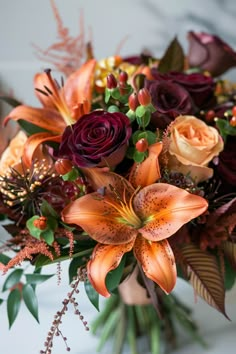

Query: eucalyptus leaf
22,284,39,322
7,289,21,328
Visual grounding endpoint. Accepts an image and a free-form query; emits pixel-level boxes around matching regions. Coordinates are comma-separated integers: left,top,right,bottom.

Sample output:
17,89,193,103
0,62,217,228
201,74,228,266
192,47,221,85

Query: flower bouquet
0,5,236,353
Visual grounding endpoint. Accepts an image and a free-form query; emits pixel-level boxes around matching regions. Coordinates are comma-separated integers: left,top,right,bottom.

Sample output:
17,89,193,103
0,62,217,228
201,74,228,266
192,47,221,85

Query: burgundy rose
58,110,132,168
188,31,236,77
146,80,194,129
217,136,236,186
151,70,216,109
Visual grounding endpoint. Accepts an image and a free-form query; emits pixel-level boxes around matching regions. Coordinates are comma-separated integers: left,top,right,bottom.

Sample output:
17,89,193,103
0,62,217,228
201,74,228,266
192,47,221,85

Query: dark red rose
58,110,132,168
151,70,216,109
217,136,236,186
145,80,194,129
188,31,236,77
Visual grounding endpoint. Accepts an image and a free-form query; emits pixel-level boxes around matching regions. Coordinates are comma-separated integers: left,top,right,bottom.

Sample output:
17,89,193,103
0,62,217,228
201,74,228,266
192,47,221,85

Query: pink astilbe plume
32,0,92,76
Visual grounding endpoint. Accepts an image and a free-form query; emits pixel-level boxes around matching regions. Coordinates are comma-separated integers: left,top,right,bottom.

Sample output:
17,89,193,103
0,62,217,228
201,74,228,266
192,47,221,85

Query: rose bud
106,73,117,89
135,138,148,152
128,92,139,111
55,159,73,175
58,110,132,168
187,31,236,77
138,88,152,106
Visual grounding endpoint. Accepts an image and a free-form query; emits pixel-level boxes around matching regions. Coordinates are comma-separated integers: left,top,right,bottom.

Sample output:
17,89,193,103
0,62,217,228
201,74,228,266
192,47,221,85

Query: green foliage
2,269,24,292
62,167,80,181
84,279,99,311
26,215,58,245
7,289,21,328
215,118,236,140
105,256,126,294
40,199,59,218
0,95,22,107
25,273,54,285
22,284,39,322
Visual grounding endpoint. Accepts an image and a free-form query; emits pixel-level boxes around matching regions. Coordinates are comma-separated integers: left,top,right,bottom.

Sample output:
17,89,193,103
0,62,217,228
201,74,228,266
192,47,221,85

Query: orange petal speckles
134,183,208,241
87,241,134,297
134,236,177,294
61,192,138,244
129,142,162,188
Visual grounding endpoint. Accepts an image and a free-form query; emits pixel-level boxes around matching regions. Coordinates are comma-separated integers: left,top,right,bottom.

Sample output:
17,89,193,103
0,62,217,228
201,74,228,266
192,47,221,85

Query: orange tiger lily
3,59,96,167
62,169,208,297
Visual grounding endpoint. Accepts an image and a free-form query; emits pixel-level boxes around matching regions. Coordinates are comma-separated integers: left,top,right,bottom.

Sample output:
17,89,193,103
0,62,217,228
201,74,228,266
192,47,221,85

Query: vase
118,266,151,305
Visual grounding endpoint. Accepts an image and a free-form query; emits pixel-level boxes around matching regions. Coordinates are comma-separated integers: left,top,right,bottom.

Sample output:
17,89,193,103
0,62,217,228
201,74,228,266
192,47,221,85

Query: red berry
137,88,151,106
232,105,236,117
230,116,236,127
205,110,215,123
128,92,139,111
135,138,148,152
118,71,128,83
106,73,117,89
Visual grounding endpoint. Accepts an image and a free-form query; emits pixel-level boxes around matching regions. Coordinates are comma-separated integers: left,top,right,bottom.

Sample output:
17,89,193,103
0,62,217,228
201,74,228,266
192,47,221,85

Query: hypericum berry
230,116,236,127
106,73,117,89
118,70,128,83
205,110,216,123
128,92,139,111
137,88,151,106
33,216,47,230
135,138,148,152
232,105,236,117
55,159,73,175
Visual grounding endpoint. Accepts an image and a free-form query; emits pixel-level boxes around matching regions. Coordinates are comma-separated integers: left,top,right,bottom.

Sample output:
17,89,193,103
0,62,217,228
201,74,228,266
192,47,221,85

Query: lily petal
87,241,134,297
134,183,208,241
64,59,96,120
129,142,162,188
3,105,65,134
134,236,176,294
61,192,138,244
22,132,61,167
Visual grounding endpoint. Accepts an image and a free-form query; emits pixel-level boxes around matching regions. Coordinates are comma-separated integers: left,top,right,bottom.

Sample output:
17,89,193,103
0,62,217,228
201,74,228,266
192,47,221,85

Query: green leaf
136,111,151,128
40,199,58,218
69,257,86,283
0,298,4,305
26,216,42,240
7,289,21,328
104,88,111,103
62,167,80,181
41,229,54,245
135,105,146,118
0,254,11,265
25,273,54,285
108,105,120,113
22,284,39,322
180,243,228,318
111,88,121,100
133,150,146,163
2,269,24,292
105,256,126,293
0,95,22,107
18,119,49,135
215,118,236,140
84,279,99,311
224,258,236,290
158,37,185,73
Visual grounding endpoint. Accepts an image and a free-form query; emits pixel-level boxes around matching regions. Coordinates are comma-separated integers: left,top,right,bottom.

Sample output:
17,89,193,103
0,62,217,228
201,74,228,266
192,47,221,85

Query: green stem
126,306,139,354
91,295,119,334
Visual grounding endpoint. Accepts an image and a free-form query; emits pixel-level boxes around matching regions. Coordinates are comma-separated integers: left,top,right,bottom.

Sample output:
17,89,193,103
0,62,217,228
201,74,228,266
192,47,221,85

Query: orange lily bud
138,88,151,106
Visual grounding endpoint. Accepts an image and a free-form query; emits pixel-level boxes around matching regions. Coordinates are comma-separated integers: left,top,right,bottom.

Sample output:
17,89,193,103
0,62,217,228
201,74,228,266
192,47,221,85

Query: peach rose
0,131,27,175
168,115,224,183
